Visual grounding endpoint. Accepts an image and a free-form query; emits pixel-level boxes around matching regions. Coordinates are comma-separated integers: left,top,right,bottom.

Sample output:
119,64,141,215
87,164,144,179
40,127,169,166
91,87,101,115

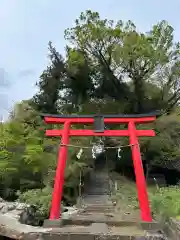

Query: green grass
110,173,180,220
149,186,180,220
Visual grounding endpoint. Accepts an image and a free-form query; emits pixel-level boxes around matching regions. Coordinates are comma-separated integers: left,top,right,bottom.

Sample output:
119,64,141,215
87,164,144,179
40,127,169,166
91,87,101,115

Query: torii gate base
42,113,158,223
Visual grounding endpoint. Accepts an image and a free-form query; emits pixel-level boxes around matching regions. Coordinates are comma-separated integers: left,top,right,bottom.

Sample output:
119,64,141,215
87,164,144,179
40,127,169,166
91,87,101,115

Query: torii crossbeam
42,112,160,222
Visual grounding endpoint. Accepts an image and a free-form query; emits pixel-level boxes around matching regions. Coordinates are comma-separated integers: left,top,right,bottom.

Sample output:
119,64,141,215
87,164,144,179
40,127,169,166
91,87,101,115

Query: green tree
1,10,180,223
33,42,66,113
64,48,94,112
65,10,180,113
65,10,130,103
144,113,180,168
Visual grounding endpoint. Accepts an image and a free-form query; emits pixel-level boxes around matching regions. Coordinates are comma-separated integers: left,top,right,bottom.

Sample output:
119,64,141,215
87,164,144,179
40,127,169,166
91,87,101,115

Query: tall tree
64,48,94,112
65,11,180,113
33,42,66,114
65,11,130,102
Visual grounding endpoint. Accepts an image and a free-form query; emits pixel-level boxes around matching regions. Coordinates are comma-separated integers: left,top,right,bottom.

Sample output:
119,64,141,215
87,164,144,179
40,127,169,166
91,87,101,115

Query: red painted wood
46,129,155,137
129,121,152,222
44,116,156,124
43,115,157,223
49,121,70,220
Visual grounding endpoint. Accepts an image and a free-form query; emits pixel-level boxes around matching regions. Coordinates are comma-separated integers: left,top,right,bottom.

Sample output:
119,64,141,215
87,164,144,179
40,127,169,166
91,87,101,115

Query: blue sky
0,0,180,120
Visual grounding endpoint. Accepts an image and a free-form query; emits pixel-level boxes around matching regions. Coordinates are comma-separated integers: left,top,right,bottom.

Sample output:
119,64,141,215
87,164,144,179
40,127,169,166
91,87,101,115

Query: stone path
61,169,167,239
0,170,172,239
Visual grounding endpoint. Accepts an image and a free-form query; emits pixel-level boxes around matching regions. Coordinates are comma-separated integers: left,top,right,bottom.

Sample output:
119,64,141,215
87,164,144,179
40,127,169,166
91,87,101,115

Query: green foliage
143,114,180,166
18,187,53,221
1,10,180,222
0,102,50,198
33,42,66,114
31,10,180,114
150,187,180,219
65,10,180,113
0,100,92,206
111,175,180,220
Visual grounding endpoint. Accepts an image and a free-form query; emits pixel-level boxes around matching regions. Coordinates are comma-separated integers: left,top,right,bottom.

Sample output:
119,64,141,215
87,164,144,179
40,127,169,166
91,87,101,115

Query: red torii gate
42,112,159,223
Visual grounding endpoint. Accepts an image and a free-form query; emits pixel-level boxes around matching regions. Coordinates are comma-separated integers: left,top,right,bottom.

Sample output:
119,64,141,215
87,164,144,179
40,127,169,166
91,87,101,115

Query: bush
150,186,180,220
18,186,54,222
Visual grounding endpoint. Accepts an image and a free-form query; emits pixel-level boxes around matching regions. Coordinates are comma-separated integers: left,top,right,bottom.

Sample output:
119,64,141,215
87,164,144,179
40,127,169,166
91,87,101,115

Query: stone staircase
83,170,111,195
68,169,169,240
81,170,114,213
0,169,175,239
41,168,171,239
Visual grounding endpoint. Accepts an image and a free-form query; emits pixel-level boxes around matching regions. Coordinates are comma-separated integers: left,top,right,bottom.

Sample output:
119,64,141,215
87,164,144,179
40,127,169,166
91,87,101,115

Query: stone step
87,184,110,188
89,181,110,184
88,183,110,186
83,202,114,207
82,196,112,205
83,207,114,213
42,227,167,239
90,179,110,184
92,175,110,178
82,203,115,213
83,203,114,207
50,217,168,240
1,213,168,240
86,191,110,195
